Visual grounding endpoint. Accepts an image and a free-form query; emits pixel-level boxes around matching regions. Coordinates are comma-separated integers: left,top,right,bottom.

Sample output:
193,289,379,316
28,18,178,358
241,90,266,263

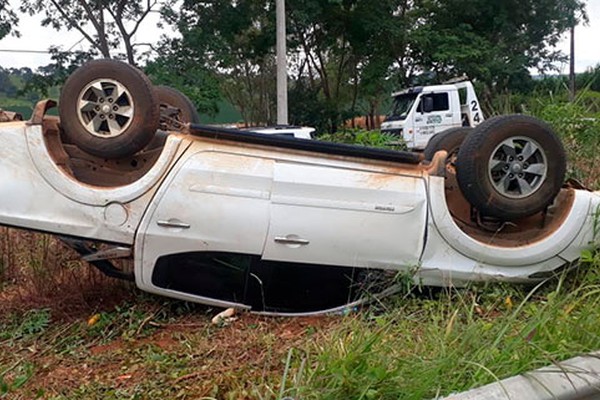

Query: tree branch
76,0,110,57
48,0,108,57
108,1,135,64
130,0,158,37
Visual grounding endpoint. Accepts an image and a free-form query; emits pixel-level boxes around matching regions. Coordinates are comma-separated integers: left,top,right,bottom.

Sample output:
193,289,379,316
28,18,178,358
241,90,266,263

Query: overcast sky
0,1,598,73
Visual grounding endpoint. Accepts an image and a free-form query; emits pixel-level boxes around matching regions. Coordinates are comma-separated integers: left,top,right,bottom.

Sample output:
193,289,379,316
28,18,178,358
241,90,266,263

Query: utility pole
569,24,575,102
276,0,288,125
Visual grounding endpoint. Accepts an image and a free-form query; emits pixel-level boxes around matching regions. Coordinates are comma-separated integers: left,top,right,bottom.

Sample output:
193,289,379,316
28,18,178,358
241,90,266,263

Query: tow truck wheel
423,127,472,166
59,59,159,159
456,115,566,220
155,85,200,131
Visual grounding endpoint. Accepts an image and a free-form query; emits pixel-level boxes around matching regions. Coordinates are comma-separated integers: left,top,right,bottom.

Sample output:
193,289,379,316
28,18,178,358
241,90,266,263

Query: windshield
386,93,418,121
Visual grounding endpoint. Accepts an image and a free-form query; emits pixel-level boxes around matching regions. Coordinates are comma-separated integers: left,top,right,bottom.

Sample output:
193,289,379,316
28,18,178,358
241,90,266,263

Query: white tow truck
381,79,483,150
0,61,598,316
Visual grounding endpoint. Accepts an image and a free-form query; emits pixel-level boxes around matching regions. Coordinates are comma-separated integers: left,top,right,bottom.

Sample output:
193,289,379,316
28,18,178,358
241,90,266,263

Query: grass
3,267,600,399
291,270,600,399
2,89,600,398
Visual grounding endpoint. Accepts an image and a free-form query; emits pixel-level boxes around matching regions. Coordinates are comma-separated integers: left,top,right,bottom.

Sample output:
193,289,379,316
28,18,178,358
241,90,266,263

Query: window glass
387,93,418,121
419,93,449,112
459,88,467,105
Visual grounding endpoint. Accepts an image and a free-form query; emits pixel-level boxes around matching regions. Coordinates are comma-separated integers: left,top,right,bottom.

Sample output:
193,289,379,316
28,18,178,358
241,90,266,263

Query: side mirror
422,97,434,113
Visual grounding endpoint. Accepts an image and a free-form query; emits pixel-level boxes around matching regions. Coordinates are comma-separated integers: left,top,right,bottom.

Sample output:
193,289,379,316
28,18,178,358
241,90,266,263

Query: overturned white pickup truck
0,60,598,315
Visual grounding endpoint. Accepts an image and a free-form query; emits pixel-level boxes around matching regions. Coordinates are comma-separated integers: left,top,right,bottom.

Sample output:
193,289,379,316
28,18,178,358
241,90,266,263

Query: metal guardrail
440,352,600,400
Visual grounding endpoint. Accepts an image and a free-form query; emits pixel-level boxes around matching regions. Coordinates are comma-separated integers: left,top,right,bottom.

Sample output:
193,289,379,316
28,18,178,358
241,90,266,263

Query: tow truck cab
381,80,483,150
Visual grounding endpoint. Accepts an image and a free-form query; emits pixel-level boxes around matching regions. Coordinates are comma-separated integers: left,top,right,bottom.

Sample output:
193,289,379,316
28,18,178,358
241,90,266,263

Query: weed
272,267,600,399
531,87,600,188
319,128,406,150
0,362,35,397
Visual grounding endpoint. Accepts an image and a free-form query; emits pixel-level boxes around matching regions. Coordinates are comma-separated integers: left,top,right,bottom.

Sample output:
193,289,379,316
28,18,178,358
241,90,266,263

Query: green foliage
533,89,600,188
84,303,163,343
287,80,330,131
156,0,586,131
412,0,585,87
577,65,600,93
286,268,600,399
0,362,35,396
0,309,51,342
319,129,406,150
21,49,95,98
157,0,280,125
145,56,221,117
0,0,17,39
3,270,600,398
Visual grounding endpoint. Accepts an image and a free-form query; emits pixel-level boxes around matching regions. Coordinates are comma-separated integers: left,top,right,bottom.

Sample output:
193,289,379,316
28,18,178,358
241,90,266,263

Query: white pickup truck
0,60,598,315
381,80,483,150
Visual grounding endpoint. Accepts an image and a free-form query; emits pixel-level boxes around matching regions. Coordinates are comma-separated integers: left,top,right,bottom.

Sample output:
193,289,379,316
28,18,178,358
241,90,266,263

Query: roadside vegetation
2,233,600,399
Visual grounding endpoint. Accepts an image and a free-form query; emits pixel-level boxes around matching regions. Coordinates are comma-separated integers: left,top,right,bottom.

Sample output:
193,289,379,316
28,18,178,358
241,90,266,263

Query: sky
0,2,167,69
0,1,599,73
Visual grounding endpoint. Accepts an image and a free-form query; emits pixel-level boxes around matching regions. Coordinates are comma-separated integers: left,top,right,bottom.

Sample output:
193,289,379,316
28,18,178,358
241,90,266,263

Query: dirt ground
0,230,339,399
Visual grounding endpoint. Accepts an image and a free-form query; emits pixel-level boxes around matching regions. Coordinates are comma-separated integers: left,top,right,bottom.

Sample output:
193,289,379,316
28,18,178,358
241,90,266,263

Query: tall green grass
280,266,600,399
534,88,600,188
319,129,406,150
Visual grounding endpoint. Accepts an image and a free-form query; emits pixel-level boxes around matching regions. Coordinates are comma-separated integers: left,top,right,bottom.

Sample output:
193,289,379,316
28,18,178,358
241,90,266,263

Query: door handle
274,236,310,245
157,219,191,229
445,113,453,117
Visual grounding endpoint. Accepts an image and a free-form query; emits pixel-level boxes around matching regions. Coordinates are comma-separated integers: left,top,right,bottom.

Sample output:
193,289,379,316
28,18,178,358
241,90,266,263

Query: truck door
262,162,428,269
136,151,273,303
413,91,460,149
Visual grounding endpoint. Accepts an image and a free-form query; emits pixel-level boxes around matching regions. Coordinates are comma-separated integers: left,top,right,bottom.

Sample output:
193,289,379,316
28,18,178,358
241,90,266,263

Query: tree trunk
569,25,576,102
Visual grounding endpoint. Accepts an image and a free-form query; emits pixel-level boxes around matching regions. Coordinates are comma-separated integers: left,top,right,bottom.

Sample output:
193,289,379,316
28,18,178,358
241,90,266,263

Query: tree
0,0,18,39
408,0,587,92
160,0,278,125
144,52,222,117
0,67,18,96
19,0,176,65
158,0,588,130
21,47,96,97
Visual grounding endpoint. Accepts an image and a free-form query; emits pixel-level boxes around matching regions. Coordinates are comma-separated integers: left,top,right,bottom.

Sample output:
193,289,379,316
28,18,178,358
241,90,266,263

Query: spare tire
156,85,200,131
59,59,159,159
423,127,472,163
456,115,566,220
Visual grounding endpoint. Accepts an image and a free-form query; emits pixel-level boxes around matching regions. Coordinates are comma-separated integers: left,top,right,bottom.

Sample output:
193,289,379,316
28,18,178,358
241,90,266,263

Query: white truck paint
247,125,315,139
381,80,483,150
0,115,598,314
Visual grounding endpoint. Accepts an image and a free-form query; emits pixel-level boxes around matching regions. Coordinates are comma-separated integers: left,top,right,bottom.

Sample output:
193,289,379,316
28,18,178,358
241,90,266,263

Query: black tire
155,85,200,131
59,59,160,159
456,115,566,220
423,127,472,161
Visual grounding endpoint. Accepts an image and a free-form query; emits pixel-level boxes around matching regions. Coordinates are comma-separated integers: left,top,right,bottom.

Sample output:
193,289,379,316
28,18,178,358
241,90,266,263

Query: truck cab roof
391,84,458,98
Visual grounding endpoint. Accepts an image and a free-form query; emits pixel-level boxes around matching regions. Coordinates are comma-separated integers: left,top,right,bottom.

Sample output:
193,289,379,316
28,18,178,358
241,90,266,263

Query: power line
0,49,51,54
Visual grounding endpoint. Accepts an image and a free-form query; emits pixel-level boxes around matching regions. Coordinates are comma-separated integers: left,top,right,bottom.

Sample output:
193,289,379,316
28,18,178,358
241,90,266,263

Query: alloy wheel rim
487,136,547,199
77,78,134,138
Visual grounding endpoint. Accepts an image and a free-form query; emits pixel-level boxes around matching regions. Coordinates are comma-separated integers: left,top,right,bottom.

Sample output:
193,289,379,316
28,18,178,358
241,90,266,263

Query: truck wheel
423,127,472,162
59,59,159,159
156,85,200,131
456,115,566,220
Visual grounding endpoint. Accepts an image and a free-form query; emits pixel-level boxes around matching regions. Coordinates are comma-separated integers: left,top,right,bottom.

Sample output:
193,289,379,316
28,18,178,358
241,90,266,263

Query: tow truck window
459,87,467,105
419,93,449,112
387,93,418,121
